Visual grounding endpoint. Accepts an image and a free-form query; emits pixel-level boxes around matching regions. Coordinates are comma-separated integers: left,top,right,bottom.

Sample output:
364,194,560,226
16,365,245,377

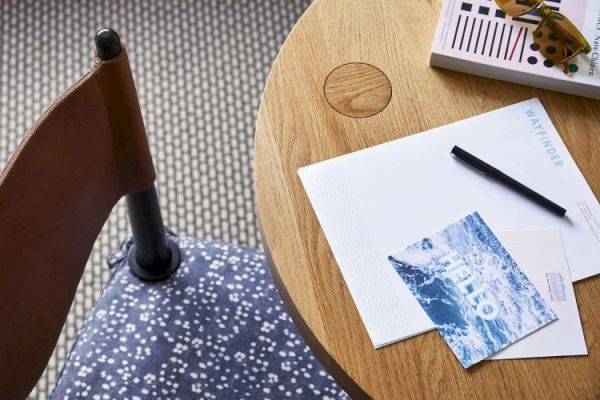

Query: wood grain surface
254,0,600,399
324,62,392,118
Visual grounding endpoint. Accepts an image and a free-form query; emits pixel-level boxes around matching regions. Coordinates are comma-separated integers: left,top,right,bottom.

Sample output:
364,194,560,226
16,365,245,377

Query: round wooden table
254,0,600,398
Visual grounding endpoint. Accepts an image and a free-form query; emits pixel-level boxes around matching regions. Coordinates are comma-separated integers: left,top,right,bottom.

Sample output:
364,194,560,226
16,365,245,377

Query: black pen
450,145,566,217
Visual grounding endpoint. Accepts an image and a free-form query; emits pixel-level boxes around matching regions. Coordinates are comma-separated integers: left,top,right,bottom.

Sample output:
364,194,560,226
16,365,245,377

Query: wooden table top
254,0,600,398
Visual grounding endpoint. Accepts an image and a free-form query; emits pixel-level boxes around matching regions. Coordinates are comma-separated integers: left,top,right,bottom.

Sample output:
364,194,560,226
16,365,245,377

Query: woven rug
0,1,312,398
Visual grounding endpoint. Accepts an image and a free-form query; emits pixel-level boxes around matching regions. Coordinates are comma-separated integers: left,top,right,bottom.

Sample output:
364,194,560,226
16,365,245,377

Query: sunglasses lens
495,0,538,16
533,13,587,67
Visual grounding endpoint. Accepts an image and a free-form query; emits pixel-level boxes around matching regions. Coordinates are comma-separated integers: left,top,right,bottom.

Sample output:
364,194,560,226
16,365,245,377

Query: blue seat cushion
51,234,348,399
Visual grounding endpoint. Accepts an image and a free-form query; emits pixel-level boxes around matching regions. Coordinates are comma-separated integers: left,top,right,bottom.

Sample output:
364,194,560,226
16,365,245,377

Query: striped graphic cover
431,0,600,99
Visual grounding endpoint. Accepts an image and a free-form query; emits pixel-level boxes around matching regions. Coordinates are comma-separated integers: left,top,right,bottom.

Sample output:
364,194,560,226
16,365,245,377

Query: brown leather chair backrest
0,45,155,400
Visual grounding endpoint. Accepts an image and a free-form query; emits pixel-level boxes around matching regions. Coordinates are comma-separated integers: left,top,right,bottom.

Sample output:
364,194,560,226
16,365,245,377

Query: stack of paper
298,99,592,365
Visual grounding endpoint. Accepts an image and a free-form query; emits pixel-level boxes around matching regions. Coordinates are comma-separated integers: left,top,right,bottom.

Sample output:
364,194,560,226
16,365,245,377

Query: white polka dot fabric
0,1,313,398
51,235,348,399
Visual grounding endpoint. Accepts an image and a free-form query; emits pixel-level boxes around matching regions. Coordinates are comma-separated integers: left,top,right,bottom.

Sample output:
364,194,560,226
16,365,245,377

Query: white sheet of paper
491,229,587,360
298,99,600,348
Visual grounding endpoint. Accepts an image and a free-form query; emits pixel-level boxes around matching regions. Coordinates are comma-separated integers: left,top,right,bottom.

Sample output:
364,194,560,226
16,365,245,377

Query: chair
0,29,347,400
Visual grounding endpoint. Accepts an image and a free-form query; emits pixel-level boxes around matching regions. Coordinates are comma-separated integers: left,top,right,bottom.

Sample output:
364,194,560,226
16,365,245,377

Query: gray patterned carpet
0,1,312,398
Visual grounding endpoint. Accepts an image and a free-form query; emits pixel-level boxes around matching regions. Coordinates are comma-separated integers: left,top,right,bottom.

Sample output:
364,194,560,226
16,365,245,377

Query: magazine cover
431,0,600,98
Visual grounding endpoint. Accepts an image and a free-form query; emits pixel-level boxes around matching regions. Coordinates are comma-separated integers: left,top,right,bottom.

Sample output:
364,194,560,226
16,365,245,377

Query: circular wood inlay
324,62,392,118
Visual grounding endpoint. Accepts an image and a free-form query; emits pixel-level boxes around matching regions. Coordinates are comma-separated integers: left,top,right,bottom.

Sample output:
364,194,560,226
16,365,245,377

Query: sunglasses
495,0,591,75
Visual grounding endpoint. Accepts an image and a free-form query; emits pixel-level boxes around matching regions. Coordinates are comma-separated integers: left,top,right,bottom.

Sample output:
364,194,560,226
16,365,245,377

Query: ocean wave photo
388,212,556,368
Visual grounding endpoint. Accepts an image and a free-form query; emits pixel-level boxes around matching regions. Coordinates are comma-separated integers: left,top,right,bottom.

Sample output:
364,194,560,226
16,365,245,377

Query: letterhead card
388,212,557,368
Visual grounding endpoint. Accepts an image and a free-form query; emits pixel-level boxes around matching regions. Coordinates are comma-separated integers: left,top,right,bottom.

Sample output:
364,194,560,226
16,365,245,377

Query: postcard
388,212,557,368
490,229,587,359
